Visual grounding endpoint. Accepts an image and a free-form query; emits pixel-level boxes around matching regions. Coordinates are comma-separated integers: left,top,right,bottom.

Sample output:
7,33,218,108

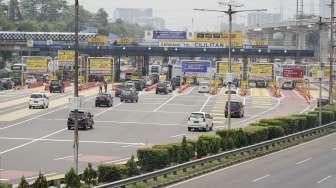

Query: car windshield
158,83,165,87
226,101,240,110
30,94,42,98
190,113,204,119
69,111,85,117
50,80,59,84
225,90,237,94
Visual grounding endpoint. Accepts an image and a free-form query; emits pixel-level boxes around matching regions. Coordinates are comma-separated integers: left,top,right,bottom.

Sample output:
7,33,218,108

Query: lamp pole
329,0,334,104
194,4,266,129
74,0,79,174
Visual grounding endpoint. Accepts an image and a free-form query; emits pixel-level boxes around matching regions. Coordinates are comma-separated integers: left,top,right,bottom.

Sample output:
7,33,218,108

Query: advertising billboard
193,31,244,47
217,63,241,74
310,65,330,79
89,57,114,75
23,56,48,73
153,31,187,40
58,50,75,61
283,68,304,78
181,60,210,73
251,64,273,79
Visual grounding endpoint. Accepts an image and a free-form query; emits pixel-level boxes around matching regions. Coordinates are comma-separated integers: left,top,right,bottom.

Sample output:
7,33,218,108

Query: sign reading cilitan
251,64,273,75
23,56,48,73
89,57,114,74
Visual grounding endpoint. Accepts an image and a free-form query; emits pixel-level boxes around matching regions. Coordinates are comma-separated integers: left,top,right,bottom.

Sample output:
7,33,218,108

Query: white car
198,81,210,93
187,112,214,132
29,93,49,109
25,75,37,85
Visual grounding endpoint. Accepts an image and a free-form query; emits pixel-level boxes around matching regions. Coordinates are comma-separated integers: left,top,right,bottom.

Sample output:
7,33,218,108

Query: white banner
159,41,227,48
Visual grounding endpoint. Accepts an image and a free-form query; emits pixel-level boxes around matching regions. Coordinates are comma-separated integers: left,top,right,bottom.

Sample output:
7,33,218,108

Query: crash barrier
145,83,158,92
296,85,311,104
178,84,189,93
44,81,71,91
79,82,96,91
96,121,336,188
27,81,44,89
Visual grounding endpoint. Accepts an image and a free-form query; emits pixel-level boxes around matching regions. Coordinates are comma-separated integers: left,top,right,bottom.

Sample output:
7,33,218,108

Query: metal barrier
95,121,336,188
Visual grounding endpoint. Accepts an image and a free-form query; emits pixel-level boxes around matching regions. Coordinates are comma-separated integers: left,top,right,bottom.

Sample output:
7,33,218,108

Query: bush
32,172,48,188
289,115,308,131
259,119,291,135
18,176,29,188
137,148,169,172
198,135,222,154
242,126,269,144
125,155,140,177
233,129,249,148
221,137,235,151
322,110,335,124
265,126,285,139
179,136,194,163
64,168,81,188
0,183,12,188
196,137,208,158
97,164,127,183
82,163,98,186
153,143,181,164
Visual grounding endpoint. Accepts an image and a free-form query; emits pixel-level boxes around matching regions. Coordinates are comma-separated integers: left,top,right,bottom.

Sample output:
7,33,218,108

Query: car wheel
67,126,71,130
95,103,98,107
29,106,31,109
83,124,87,130
188,127,192,132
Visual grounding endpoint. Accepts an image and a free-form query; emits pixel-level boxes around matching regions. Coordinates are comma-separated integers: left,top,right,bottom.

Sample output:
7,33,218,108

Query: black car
114,85,124,97
120,89,139,103
49,80,65,93
225,100,244,118
0,78,15,90
132,80,144,91
156,82,168,94
172,77,181,87
255,80,267,88
95,93,113,107
67,111,94,130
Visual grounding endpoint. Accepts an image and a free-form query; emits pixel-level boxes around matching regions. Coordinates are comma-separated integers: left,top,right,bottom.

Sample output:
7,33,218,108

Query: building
319,0,330,18
113,8,165,30
247,12,281,27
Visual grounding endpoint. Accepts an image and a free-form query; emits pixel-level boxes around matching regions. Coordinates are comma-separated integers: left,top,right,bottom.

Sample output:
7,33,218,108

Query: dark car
132,80,144,91
156,82,168,94
225,100,244,118
172,76,181,87
49,80,65,93
120,89,139,103
255,80,267,88
67,111,94,130
282,81,295,90
95,93,113,107
114,85,124,97
150,74,160,84
0,78,15,90
317,98,330,107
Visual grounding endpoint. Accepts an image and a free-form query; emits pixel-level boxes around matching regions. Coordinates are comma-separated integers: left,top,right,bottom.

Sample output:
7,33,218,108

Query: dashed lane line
295,157,312,165
317,175,332,184
252,174,271,183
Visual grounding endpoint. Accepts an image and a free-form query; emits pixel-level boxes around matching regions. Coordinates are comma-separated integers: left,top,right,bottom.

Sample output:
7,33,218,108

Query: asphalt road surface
0,86,309,183
167,132,336,188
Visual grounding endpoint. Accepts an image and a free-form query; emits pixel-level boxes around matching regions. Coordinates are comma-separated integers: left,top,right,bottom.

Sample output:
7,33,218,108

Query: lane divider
178,84,189,93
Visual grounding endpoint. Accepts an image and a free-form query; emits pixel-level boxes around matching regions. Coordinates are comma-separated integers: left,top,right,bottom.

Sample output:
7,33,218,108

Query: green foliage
32,172,48,188
18,176,29,188
198,135,222,154
153,143,181,164
64,168,81,188
137,148,169,172
0,183,12,188
97,164,127,183
265,126,285,139
196,137,208,158
126,155,140,177
179,136,194,163
82,163,98,186
242,126,269,144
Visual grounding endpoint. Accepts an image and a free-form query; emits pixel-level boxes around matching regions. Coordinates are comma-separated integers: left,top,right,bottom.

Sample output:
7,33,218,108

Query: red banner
283,68,304,78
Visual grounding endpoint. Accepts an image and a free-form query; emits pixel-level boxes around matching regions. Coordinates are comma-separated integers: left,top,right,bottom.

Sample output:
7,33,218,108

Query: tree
64,168,81,188
32,172,48,188
125,155,139,176
18,176,29,188
82,163,97,186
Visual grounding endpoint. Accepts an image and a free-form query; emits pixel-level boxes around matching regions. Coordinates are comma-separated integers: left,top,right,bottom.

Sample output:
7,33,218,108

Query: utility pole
318,17,323,126
194,2,266,129
329,0,334,104
74,0,79,174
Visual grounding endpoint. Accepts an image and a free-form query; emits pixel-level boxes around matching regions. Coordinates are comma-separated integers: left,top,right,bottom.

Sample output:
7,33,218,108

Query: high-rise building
247,12,281,26
319,0,330,18
113,8,165,30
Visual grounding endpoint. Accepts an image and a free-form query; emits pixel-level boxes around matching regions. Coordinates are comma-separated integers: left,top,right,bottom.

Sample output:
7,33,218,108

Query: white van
187,112,214,132
29,93,49,109
198,81,209,93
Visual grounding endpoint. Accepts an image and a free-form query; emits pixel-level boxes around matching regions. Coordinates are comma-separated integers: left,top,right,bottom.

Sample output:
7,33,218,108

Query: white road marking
295,157,312,165
54,154,83,161
171,134,187,138
0,179,9,181
180,87,195,96
166,131,336,188
25,173,57,180
252,174,270,183
0,128,67,155
105,157,130,164
199,95,212,112
153,94,178,112
317,175,332,184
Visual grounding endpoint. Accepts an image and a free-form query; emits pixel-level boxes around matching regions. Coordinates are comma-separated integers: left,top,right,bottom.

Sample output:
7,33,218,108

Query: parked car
120,89,139,103
25,75,37,85
95,93,113,107
49,80,65,93
67,110,94,130
225,100,244,118
198,81,209,93
29,93,49,109
187,112,214,132
282,80,295,90
156,82,168,94
0,78,15,89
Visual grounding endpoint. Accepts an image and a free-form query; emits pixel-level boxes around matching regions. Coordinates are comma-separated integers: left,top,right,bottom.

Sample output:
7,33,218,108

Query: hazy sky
70,0,318,31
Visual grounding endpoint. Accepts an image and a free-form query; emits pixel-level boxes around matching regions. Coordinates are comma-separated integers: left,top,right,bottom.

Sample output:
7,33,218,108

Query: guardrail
95,121,336,188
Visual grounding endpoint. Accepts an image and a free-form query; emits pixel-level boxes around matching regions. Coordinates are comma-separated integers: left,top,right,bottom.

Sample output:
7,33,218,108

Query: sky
69,0,319,31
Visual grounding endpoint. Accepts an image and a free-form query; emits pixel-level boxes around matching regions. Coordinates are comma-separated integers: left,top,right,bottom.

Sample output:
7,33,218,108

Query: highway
167,132,336,188
0,85,310,183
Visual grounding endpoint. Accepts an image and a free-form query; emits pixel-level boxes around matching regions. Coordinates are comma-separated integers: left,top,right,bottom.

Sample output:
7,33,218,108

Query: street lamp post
74,0,79,174
329,0,335,104
194,3,266,129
